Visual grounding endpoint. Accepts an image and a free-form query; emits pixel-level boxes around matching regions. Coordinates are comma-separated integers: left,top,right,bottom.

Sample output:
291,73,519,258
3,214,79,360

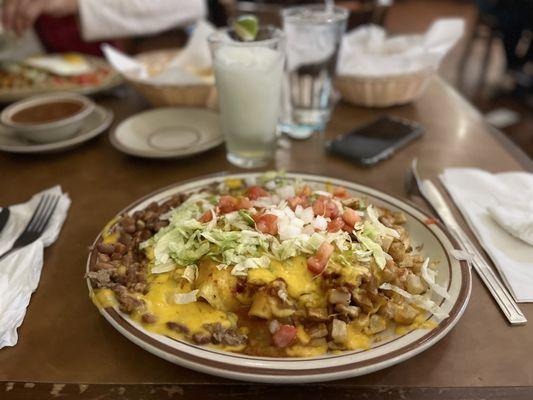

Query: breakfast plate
0,105,113,154
0,54,122,102
86,172,471,383
110,108,223,159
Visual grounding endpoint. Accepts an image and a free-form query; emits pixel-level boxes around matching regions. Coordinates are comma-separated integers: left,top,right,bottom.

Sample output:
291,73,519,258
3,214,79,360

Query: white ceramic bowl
0,92,95,143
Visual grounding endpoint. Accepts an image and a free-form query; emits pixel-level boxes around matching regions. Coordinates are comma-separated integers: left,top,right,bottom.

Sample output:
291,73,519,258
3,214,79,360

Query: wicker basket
335,68,435,108
125,49,216,108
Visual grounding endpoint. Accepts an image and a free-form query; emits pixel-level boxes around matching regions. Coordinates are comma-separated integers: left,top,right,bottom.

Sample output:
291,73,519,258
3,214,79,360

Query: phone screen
327,116,423,165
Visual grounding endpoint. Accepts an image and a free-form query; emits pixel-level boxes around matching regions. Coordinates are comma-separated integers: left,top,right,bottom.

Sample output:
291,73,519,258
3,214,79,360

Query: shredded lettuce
259,170,286,185
356,233,386,269
379,283,449,321
151,261,176,274
361,220,379,242
238,210,255,226
231,255,271,276
366,205,400,239
420,258,450,299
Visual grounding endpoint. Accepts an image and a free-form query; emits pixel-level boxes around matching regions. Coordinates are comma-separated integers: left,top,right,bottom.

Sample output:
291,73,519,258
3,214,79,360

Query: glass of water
281,5,348,135
209,26,285,169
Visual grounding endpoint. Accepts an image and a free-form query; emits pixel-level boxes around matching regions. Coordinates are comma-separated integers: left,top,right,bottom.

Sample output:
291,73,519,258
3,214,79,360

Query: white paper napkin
440,168,533,302
0,186,71,349
337,18,464,77
102,20,215,86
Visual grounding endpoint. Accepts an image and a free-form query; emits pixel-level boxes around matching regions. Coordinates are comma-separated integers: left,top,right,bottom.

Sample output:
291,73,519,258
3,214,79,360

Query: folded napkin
337,18,464,77
102,20,215,86
441,168,533,302
0,186,70,349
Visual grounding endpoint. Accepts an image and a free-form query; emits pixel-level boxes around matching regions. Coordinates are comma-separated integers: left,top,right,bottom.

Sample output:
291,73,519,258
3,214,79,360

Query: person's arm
2,0,78,36
78,0,207,41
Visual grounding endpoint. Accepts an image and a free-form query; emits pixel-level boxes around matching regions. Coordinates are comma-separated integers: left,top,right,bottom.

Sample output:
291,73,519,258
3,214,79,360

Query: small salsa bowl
0,92,95,143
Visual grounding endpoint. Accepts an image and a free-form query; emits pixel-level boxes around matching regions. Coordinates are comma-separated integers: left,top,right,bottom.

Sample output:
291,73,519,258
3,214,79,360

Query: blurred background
221,0,533,158
0,0,531,156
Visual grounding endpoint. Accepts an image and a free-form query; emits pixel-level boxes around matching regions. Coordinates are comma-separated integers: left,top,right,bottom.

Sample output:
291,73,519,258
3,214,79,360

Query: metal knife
421,179,527,325
0,207,9,235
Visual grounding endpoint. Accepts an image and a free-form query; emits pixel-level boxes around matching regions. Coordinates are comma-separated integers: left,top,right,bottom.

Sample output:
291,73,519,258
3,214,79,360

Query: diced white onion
182,265,198,283
268,319,280,334
277,185,295,200
300,207,315,224
265,181,277,190
312,215,328,231
174,289,199,304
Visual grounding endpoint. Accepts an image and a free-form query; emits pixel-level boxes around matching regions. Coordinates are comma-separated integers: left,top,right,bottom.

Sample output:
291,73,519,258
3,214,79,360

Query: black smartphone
326,116,424,166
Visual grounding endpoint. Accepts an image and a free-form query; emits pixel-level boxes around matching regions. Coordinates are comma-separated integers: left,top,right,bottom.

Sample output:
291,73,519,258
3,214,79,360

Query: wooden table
0,77,532,400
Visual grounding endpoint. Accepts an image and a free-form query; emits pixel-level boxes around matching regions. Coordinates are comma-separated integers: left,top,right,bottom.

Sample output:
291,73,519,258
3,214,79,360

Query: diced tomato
254,213,278,235
247,186,269,200
237,197,252,210
325,200,339,219
342,208,360,227
327,217,344,233
312,197,339,219
312,198,326,216
307,242,335,274
198,210,214,222
288,195,307,210
218,195,251,213
272,325,298,348
218,195,238,213
342,223,354,232
75,73,99,85
297,185,312,197
425,218,438,225
333,186,349,198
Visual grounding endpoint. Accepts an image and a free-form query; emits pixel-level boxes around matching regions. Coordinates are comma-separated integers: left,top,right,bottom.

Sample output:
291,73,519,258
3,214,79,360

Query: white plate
86,173,471,384
110,108,223,159
0,105,113,154
0,55,123,103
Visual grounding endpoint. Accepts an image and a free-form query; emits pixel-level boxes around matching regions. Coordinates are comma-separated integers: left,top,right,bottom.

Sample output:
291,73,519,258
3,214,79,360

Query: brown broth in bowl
11,100,84,124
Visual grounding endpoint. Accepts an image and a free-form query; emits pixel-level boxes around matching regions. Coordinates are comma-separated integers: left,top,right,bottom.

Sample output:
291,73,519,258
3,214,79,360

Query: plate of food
86,172,470,383
0,53,122,102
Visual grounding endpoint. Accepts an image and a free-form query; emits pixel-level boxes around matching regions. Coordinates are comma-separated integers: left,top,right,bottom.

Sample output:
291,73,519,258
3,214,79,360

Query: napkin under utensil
102,20,215,86
0,186,70,349
441,168,533,302
337,18,464,77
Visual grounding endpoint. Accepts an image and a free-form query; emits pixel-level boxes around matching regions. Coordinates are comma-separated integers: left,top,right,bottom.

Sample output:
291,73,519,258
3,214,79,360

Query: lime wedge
233,15,259,42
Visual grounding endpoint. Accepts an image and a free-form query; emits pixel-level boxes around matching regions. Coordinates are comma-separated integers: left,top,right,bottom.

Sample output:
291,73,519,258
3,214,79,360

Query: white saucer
0,105,113,154
110,108,223,159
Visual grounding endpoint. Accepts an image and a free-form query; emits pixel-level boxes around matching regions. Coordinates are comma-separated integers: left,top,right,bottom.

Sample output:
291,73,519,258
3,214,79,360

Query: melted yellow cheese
344,322,371,350
93,251,435,357
296,325,310,345
224,178,243,189
91,288,117,309
286,344,328,357
101,216,120,244
132,272,234,336
248,256,322,299
395,313,438,336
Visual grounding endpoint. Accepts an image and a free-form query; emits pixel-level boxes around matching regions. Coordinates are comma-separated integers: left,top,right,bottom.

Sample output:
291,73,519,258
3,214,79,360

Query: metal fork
0,194,60,262
405,159,527,325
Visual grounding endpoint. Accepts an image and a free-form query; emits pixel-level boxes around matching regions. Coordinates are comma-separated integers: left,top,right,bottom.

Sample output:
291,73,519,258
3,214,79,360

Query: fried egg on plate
24,53,93,76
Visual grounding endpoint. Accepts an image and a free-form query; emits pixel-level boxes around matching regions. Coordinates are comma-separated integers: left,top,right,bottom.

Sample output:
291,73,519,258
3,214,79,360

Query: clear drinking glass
281,5,348,133
209,26,285,168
